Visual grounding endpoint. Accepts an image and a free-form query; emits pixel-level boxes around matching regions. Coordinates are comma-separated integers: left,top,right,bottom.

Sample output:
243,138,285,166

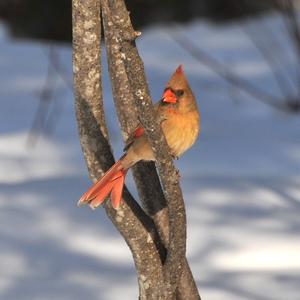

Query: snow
1,12,300,300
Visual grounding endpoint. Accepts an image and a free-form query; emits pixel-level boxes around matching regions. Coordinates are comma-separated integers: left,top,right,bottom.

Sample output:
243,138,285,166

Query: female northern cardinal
78,65,200,209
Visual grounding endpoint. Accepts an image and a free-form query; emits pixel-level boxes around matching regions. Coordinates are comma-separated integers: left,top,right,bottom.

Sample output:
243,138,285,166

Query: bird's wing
123,125,144,152
123,102,165,152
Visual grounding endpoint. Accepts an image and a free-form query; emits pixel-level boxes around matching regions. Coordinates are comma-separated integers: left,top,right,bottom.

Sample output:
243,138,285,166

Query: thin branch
26,47,56,147
41,46,74,91
168,27,300,113
101,0,168,240
239,0,297,97
257,13,300,93
241,20,293,99
27,46,73,147
277,0,300,100
279,0,300,60
39,47,71,136
101,0,168,239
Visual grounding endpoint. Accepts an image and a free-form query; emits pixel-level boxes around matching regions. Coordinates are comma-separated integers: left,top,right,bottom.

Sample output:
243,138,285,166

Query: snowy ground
0,12,300,300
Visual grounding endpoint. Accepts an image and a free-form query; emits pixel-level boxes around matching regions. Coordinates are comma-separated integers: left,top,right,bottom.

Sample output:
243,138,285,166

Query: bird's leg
171,153,179,160
174,168,181,182
170,151,181,181
169,148,179,160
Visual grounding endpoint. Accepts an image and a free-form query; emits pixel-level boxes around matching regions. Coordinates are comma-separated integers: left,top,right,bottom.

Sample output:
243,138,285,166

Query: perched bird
78,65,200,209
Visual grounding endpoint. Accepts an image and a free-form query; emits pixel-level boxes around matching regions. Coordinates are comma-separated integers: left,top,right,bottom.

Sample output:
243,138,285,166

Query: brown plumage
78,65,200,209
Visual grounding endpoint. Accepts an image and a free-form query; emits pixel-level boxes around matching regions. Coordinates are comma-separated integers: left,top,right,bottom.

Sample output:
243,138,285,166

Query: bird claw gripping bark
175,168,181,182
171,153,179,160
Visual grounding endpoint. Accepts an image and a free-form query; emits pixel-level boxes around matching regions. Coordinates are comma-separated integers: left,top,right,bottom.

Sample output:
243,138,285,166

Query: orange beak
163,89,177,103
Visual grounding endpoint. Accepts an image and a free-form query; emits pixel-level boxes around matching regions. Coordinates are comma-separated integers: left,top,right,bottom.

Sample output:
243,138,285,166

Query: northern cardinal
78,65,200,209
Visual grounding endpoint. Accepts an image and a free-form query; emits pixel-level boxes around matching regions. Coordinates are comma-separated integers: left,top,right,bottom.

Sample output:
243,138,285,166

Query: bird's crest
166,64,190,92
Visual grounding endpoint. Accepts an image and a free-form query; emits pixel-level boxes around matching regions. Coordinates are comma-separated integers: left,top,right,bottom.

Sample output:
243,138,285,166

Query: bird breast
162,110,200,157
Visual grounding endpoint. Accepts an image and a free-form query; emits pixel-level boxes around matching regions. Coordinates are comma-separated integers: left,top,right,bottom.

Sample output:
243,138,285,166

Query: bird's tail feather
78,160,127,209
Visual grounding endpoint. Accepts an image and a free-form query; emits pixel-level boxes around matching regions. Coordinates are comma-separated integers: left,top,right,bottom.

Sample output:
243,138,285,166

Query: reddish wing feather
133,126,144,138
123,126,145,151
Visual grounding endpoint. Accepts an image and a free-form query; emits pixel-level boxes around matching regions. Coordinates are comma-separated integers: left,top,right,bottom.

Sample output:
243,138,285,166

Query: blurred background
0,0,300,299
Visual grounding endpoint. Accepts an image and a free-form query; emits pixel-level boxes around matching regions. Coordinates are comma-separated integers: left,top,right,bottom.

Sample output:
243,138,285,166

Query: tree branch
101,1,200,298
73,0,201,298
72,1,167,298
101,0,168,244
100,0,189,296
168,27,300,113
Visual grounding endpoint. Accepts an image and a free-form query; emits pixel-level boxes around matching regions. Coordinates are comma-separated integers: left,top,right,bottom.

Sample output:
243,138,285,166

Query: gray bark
72,0,201,298
72,1,166,298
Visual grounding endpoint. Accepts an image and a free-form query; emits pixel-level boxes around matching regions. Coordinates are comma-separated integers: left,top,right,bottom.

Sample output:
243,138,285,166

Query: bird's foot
171,153,179,160
174,168,181,182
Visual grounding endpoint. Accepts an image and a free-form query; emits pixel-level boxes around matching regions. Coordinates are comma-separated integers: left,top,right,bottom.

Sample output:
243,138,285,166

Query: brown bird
78,65,200,209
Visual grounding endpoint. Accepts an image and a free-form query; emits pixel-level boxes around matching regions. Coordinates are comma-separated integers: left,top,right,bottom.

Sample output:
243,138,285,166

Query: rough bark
101,2,200,298
103,0,186,295
101,0,201,298
73,0,201,298
101,0,169,245
72,1,167,299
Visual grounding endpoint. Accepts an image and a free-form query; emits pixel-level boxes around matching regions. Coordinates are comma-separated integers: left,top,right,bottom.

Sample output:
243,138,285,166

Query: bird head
162,65,197,112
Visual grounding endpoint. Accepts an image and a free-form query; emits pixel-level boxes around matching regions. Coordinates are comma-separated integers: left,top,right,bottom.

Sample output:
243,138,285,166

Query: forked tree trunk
72,0,201,299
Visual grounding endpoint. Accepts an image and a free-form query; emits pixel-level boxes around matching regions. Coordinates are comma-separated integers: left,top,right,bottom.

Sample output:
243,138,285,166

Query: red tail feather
78,160,127,209
88,180,115,209
111,170,127,209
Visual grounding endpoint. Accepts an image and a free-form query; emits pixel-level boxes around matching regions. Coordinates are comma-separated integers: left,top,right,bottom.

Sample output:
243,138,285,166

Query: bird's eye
175,89,184,97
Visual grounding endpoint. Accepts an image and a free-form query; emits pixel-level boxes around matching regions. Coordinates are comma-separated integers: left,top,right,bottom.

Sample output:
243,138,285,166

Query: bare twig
277,0,300,103
26,47,56,147
27,45,73,147
39,47,72,136
279,0,300,60
168,27,300,113
41,45,73,91
254,13,300,93
241,21,293,98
